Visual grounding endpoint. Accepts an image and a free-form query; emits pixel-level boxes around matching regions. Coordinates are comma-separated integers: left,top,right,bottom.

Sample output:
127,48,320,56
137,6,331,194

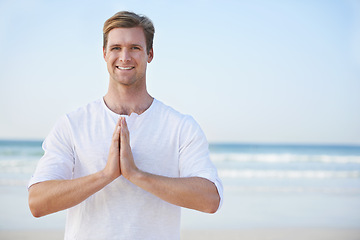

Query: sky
0,0,359,145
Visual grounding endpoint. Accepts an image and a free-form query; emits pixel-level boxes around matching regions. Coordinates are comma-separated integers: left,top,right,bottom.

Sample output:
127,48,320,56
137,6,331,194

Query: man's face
103,27,153,87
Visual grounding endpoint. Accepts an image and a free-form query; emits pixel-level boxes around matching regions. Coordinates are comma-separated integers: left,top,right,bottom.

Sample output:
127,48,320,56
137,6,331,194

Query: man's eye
132,47,140,50
112,47,120,50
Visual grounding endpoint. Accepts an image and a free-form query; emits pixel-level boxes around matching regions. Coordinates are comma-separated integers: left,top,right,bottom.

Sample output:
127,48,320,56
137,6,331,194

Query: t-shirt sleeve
28,115,75,188
178,116,224,210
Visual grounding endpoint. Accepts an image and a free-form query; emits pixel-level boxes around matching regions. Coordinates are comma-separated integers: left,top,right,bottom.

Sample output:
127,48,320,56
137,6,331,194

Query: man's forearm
129,172,220,213
28,170,112,217
119,117,220,213
28,118,123,218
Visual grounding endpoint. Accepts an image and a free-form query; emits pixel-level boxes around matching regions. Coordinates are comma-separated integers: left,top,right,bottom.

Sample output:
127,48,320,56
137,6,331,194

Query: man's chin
110,77,139,87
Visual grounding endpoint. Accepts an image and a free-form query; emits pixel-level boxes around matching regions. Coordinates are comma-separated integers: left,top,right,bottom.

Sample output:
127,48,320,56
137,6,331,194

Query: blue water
1,140,360,230
209,143,360,155
210,143,360,194
1,140,360,193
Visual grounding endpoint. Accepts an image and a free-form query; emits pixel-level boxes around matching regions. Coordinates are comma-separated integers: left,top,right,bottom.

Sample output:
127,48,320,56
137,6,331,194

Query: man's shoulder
154,99,198,126
155,99,185,118
66,98,103,119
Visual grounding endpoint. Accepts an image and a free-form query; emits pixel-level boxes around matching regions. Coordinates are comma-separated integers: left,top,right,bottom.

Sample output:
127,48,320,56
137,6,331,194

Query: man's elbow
28,194,44,218
29,199,42,218
204,194,221,214
28,186,46,218
30,208,43,218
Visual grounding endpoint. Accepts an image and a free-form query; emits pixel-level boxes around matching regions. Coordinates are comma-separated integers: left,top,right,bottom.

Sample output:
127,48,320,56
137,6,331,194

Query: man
28,11,223,240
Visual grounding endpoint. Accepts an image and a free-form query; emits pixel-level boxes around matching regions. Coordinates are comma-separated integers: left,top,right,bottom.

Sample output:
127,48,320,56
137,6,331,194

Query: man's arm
119,118,221,213
131,173,220,213
28,119,123,217
29,172,110,217
29,117,221,217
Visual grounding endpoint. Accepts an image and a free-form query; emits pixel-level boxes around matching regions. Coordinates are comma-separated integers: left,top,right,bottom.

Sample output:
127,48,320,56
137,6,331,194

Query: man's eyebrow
130,43,143,48
109,43,143,47
109,44,121,48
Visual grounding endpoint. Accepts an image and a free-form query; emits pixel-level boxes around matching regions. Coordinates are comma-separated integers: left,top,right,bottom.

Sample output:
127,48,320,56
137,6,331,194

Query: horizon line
0,138,359,147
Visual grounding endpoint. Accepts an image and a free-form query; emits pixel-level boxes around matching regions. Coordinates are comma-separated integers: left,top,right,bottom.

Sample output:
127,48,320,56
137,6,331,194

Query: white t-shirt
29,98,223,240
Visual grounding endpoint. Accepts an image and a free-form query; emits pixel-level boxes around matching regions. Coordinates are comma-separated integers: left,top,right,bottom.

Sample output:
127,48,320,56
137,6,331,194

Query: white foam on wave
0,159,38,174
225,185,360,194
219,169,360,179
211,153,360,164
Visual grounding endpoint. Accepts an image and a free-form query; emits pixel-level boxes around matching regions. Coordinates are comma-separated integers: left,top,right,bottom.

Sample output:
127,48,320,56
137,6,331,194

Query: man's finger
111,119,122,149
120,118,130,143
112,118,122,137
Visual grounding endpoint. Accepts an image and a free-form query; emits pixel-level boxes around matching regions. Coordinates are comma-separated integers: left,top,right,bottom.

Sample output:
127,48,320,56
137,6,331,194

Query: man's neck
103,83,153,116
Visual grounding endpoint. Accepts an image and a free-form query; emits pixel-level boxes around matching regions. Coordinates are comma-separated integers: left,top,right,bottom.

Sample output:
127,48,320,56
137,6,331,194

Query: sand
1,228,360,240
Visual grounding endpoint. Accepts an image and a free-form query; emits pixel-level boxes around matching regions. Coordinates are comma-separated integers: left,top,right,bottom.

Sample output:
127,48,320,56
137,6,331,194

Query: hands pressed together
102,117,220,214
29,117,220,217
104,117,138,182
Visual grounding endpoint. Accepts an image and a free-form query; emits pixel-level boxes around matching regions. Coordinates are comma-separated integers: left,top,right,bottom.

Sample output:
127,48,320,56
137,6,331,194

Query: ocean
1,140,360,230
211,143,360,194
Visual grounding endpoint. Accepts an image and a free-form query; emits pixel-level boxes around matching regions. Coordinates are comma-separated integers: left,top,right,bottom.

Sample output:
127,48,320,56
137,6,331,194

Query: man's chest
71,120,180,177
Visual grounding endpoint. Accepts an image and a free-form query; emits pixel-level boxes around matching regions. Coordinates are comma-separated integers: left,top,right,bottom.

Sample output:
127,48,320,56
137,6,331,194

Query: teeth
117,66,133,70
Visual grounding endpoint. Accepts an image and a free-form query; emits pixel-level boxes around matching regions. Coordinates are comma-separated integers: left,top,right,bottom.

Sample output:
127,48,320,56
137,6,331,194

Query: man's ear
147,48,154,63
103,47,107,61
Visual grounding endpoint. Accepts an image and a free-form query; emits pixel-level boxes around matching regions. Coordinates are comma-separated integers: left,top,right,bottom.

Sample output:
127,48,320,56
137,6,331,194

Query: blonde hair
103,11,155,54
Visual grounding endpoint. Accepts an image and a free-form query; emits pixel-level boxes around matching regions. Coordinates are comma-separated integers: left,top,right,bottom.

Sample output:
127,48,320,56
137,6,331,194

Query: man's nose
119,49,131,62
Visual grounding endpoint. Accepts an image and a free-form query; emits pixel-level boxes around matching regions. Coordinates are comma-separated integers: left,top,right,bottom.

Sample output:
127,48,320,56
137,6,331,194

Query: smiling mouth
117,66,134,70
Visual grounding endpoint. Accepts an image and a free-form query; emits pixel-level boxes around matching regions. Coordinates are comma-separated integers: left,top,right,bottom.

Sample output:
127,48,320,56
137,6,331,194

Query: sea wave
211,153,360,164
224,185,360,194
0,149,43,157
0,159,38,174
218,169,360,179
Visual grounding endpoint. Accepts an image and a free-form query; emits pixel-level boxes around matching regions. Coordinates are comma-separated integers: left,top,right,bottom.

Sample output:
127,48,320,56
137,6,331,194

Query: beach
1,229,360,240
1,184,360,240
1,141,360,239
